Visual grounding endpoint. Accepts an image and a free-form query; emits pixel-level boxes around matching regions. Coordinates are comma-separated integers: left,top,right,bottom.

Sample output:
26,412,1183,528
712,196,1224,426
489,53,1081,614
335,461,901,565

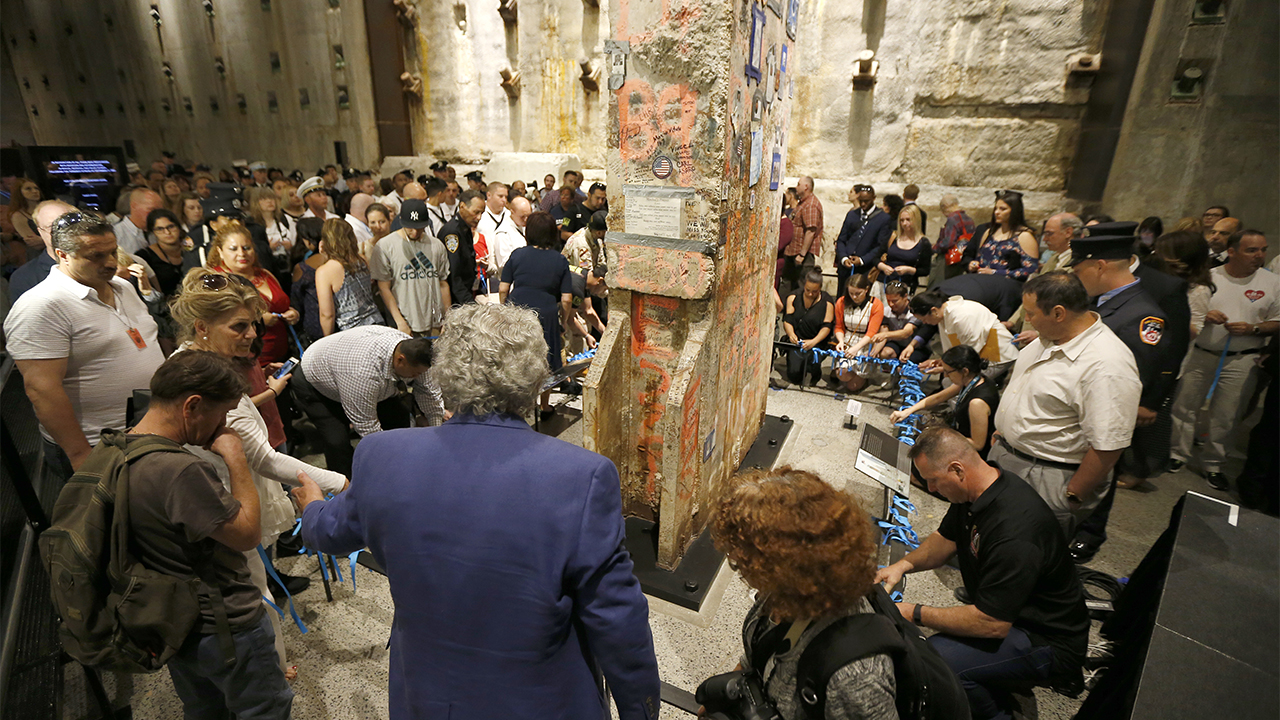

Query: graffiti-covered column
584,0,801,568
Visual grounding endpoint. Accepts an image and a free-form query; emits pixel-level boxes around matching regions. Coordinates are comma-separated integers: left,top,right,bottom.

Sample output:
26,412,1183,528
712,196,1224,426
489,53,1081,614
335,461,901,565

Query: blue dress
502,247,573,371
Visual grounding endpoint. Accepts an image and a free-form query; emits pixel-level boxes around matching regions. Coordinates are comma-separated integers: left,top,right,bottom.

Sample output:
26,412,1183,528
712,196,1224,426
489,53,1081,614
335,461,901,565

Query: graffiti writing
616,80,698,186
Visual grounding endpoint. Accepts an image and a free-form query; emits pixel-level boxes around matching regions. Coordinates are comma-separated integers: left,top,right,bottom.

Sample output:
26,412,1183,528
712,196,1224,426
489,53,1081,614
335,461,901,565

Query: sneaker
268,571,310,602
1205,472,1229,491
1167,459,1185,473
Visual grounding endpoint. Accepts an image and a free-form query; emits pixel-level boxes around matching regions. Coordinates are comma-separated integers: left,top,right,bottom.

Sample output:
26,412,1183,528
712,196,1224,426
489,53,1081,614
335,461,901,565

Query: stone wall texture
2,0,381,173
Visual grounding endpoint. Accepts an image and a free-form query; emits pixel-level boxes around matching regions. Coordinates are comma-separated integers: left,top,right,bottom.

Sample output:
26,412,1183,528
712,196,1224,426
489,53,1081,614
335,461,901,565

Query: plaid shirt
936,210,976,253
300,325,445,436
788,193,824,257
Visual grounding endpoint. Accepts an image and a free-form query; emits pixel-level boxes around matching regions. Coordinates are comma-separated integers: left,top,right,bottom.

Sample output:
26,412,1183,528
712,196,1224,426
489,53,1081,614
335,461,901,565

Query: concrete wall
1,0,380,172
402,0,611,167
1103,0,1279,234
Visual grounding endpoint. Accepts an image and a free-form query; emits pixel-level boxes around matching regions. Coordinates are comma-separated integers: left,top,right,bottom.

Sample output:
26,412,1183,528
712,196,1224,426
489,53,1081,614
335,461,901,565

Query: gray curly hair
430,303,550,417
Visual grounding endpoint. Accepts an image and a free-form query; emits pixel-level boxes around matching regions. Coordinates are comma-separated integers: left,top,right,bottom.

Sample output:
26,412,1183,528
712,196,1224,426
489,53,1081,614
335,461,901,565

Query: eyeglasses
52,211,90,231
994,190,1023,201
853,184,873,192
152,223,180,233
199,273,253,291
884,281,909,296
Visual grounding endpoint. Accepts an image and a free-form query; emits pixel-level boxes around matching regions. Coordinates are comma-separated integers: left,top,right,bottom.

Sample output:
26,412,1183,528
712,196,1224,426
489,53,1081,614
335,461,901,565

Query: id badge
126,327,147,349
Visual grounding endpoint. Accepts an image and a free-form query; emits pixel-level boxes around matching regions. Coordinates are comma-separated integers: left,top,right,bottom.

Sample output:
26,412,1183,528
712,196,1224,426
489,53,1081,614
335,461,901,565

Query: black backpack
39,429,235,672
795,585,971,720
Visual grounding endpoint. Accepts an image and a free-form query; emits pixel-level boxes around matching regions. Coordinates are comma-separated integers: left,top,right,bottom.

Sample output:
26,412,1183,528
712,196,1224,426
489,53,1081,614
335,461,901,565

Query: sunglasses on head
51,211,90,231
199,273,253,291
995,190,1023,201
854,184,873,192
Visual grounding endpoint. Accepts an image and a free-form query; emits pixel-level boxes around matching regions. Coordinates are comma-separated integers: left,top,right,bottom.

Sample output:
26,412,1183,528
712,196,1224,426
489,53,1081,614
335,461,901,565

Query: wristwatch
1251,324,1261,335
1065,489,1082,505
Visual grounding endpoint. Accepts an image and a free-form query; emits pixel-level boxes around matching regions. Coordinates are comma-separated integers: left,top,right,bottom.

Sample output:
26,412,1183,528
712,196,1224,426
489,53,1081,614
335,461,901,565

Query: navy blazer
835,206,894,269
1096,282,1176,408
301,413,660,720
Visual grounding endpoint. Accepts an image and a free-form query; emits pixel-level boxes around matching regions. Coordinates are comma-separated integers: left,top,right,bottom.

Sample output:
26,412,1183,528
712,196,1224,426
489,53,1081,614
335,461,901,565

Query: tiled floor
126,368,1242,719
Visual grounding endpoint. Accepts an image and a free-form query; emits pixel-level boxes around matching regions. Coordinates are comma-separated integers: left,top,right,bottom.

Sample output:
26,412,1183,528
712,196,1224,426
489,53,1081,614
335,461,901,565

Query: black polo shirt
938,468,1089,672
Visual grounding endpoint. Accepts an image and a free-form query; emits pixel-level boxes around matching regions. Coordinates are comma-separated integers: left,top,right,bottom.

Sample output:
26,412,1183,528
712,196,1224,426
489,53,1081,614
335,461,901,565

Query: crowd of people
769,181,1276,718
0,154,1276,720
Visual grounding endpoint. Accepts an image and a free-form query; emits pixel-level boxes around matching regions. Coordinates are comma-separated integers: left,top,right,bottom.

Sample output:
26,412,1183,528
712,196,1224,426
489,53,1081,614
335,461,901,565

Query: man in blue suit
835,183,894,297
292,303,660,720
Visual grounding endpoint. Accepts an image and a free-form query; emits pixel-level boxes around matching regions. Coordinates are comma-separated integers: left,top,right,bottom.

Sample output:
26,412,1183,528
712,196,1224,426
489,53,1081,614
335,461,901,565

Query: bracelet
913,603,924,625
269,387,278,397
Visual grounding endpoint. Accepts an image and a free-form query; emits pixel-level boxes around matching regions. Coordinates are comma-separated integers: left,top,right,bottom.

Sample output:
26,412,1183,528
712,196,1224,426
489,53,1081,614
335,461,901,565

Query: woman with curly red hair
709,467,898,719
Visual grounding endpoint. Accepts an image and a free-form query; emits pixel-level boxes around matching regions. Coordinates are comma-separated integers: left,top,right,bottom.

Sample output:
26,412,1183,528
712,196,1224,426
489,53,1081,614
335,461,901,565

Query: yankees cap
400,199,430,230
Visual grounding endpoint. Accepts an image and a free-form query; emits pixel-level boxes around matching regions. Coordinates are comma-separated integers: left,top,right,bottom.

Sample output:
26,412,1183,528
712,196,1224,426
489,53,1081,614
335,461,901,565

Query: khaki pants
988,442,1099,540
1170,347,1259,473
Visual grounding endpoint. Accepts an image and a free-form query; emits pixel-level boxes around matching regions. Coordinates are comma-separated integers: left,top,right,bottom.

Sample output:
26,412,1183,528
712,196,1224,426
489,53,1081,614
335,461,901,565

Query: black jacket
1096,282,1176,408
935,273,1025,322
1133,260,1191,371
438,217,476,306
835,206,894,269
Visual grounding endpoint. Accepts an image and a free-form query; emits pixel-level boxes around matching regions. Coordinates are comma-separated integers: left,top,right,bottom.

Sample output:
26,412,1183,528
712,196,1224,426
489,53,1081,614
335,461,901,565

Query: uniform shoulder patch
444,234,459,254
1140,316,1164,345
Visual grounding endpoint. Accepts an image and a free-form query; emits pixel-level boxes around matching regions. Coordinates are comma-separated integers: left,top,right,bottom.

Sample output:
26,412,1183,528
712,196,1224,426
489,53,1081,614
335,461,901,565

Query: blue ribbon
1206,337,1231,402
566,347,597,364
275,313,307,358
256,545,309,634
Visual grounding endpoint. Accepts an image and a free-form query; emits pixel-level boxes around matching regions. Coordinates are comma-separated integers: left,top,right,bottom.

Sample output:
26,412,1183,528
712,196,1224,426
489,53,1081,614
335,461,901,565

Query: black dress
502,246,572,371
954,378,1000,457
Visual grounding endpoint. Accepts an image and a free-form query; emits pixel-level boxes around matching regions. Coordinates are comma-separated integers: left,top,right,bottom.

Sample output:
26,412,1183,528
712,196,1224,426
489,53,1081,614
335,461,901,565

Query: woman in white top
248,186,296,270
171,268,348,678
1154,229,1215,338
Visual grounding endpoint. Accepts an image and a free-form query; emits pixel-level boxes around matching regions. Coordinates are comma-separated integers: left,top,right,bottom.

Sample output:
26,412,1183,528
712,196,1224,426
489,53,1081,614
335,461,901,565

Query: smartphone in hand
274,357,299,379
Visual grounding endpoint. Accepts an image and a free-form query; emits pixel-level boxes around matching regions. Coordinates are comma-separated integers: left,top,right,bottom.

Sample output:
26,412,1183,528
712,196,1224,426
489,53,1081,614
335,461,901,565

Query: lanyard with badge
98,281,149,349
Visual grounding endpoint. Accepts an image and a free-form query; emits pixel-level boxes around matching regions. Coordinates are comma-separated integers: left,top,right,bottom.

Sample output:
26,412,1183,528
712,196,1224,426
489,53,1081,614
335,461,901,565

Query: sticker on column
652,155,674,180
769,149,782,190
778,46,788,102
786,0,799,40
749,129,763,187
749,190,756,209
604,39,630,91
767,0,783,18
764,45,777,109
746,3,765,82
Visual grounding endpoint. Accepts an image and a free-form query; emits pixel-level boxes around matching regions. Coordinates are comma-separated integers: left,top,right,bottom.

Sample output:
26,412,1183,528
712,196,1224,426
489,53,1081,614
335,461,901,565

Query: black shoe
276,532,304,557
1167,459,1185,472
539,408,556,422
953,586,971,604
268,571,310,601
1070,539,1100,564
560,380,583,396
769,377,791,390
1206,472,1229,491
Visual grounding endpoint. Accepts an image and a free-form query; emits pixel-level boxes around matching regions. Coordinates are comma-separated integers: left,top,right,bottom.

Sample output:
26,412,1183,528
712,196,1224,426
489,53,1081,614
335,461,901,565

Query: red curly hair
710,466,878,621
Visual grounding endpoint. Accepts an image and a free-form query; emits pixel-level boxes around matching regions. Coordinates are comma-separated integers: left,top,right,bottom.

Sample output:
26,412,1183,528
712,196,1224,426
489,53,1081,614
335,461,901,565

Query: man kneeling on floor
876,427,1089,720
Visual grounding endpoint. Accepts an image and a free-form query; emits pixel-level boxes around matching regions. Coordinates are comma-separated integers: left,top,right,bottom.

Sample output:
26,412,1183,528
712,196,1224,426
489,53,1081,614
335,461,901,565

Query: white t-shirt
1197,267,1280,352
491,224,527,277
345,214,375,249
369,229,450,332
3,268,164,445
302,208,341,221
263,217,296,263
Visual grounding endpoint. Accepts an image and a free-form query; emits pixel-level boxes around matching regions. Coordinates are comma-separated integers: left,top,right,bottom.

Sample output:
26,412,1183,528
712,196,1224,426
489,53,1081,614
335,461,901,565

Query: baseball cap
400,199,430,230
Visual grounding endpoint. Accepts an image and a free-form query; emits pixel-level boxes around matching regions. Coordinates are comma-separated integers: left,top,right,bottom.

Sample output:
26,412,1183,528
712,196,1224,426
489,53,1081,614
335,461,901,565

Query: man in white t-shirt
377,169,412,217
370,200,451,336
1170,229,1280,489
3,212,164,476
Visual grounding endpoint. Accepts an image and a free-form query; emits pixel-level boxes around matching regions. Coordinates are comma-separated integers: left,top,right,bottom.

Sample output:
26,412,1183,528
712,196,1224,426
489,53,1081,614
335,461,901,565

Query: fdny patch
969,527,980,558
1140,316,1164,345
444,234,459,254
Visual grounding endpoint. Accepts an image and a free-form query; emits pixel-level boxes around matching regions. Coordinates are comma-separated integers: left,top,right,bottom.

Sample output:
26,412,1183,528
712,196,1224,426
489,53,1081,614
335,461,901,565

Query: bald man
489,196,531,280
9,200,77,302
1207,216,1242,267
113,188,162,254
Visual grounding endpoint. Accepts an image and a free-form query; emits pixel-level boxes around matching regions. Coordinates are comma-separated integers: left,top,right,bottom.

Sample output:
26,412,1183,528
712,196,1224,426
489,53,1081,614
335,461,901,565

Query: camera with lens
695,669,782,720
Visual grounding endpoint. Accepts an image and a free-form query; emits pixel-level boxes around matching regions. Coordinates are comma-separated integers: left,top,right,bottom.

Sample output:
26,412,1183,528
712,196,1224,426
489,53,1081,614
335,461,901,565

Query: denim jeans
167,611,293,720
928,626,1054,720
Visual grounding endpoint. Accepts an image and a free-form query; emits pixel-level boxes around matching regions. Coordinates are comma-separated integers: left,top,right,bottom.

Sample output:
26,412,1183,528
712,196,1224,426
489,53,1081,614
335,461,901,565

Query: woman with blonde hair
247,186,295,272
316,218,382,335
170,268,348,678
876,204,933,291
206,220,299,364
8,177,42,246
709,467,898,719
161,177,183,215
